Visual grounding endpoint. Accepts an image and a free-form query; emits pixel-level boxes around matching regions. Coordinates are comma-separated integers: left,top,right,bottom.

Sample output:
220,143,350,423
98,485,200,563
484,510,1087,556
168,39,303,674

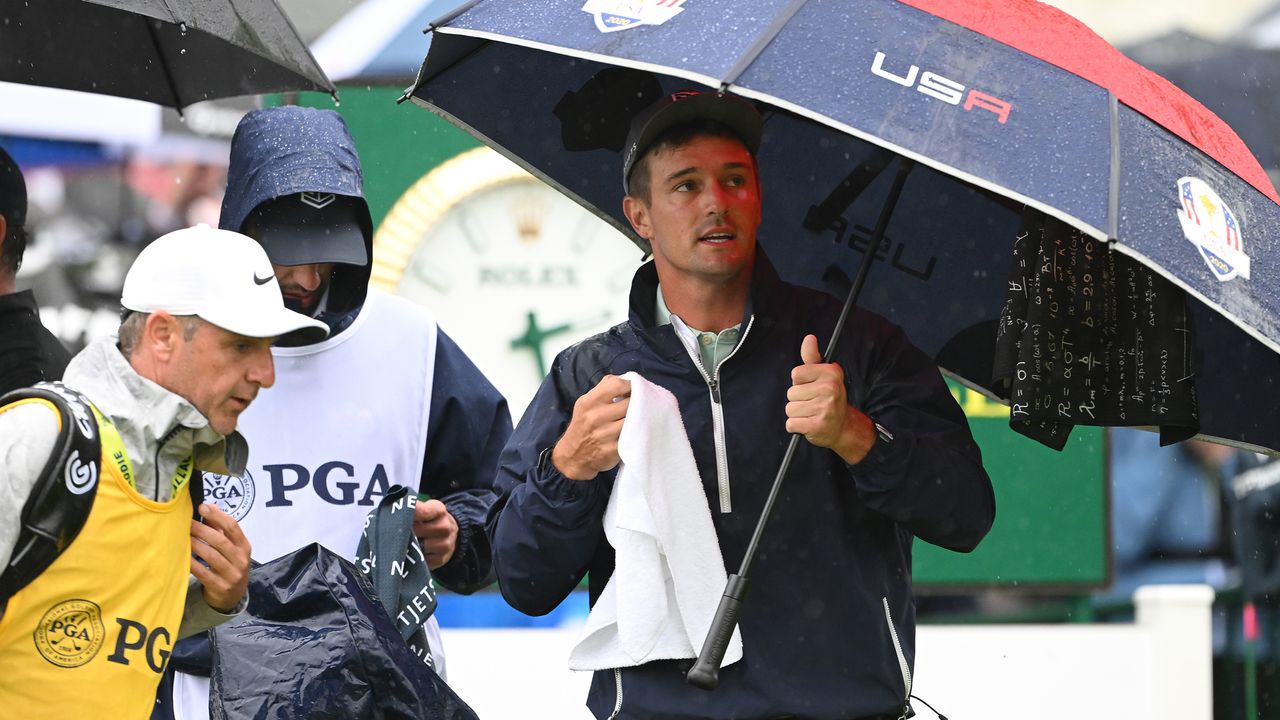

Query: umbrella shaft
738,157,915,575
689,157,916,690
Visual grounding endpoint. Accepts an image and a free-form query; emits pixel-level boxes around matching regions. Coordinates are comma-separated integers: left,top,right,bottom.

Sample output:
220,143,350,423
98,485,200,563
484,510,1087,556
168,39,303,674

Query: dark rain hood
220,106,374,344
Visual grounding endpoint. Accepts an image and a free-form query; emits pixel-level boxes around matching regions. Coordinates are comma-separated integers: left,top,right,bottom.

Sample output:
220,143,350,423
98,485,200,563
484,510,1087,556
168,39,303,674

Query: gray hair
117,312,203,358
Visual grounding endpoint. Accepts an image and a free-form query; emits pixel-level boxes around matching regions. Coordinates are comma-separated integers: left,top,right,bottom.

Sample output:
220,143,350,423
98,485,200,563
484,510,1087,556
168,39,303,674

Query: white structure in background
310,0,465,83
310,0,426,81
442,584,1214,720
1046,0,1274,43
1236,1,1280,45
0,81,161,146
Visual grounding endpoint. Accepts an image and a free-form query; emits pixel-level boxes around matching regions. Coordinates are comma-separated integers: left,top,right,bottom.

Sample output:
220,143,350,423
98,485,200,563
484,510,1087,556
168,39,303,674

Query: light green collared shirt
656,284,741,375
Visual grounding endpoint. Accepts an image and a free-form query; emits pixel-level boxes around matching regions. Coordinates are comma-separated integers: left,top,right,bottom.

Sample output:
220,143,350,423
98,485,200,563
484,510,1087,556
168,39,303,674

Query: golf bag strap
0,382,102,605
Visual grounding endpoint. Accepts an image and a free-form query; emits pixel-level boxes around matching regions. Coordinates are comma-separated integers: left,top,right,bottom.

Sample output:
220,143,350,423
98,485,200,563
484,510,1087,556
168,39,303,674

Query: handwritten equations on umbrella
993,211,1199,450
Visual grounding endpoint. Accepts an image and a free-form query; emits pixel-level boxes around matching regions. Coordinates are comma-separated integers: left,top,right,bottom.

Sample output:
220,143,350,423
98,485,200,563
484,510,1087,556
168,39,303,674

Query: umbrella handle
686,574,750,690
686,157,915,690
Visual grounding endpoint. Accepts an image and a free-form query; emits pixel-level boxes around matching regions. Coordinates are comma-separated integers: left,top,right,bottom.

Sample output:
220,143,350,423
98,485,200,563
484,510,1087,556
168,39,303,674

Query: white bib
221,290,436,560
175,291,446,720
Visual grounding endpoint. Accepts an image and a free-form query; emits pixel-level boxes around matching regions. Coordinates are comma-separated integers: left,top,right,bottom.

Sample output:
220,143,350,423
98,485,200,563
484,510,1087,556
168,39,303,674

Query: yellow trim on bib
0,397,63,431
92,406,193,502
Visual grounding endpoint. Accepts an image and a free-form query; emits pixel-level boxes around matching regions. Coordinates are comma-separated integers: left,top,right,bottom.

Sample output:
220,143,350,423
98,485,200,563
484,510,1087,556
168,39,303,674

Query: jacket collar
0,288,39,315
627,248,784,336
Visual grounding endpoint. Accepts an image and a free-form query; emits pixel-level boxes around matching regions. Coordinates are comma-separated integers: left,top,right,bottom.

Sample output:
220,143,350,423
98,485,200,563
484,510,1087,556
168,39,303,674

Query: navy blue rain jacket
219,106,512,591
487,253,994,719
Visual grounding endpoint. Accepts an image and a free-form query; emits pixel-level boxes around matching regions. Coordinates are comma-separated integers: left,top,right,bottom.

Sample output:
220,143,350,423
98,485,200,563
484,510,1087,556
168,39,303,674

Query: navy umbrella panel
0,0,335,109
411,0,1280,453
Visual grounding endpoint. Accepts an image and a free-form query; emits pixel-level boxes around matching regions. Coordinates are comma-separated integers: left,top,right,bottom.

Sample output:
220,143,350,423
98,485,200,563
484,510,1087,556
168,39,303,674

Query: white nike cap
121,224,329,342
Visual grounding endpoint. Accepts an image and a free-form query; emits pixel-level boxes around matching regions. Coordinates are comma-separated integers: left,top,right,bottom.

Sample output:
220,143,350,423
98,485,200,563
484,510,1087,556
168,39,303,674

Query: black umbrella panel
0,0,335,109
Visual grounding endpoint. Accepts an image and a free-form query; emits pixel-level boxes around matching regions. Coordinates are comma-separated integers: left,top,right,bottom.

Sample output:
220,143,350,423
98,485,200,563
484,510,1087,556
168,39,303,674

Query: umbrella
0,0,336,109
408,0,1280,454
406,0,1280,684
1123,30,1280,182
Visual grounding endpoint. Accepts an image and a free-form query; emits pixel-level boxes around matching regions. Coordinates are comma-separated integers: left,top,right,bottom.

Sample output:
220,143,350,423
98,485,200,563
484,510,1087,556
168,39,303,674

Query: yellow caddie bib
0,400,192,718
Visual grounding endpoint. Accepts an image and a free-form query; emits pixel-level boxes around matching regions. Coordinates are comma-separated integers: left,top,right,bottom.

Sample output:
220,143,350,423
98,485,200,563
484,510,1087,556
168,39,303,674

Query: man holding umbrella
488,91,995,719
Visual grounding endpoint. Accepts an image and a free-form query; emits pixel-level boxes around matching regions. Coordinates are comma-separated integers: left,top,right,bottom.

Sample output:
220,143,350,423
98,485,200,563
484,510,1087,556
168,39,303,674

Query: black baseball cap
241,192,369,267
621,90,763,194
0,145,26,228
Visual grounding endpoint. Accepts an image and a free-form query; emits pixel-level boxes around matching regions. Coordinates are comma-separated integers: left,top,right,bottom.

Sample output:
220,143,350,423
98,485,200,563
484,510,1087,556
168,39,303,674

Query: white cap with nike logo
120,224,329,342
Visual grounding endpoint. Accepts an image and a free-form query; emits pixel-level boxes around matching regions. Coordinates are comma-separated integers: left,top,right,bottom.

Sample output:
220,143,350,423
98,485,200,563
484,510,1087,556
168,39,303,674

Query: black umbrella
0,0,335,109
407,0,1280,686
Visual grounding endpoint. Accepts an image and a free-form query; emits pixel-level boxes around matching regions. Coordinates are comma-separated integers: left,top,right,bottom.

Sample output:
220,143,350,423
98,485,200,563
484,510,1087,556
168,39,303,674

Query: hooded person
167,106,512,719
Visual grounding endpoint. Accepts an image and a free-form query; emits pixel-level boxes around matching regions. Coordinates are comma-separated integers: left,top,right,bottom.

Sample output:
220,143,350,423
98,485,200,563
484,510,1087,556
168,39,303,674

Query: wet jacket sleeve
178,576,244,639
0,402,59,569
846,320,996,552
420,330,513,594
485,361,612,617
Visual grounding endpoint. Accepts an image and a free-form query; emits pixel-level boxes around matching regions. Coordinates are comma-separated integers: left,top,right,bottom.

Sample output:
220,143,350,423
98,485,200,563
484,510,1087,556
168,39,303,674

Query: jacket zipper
606,668,623,720
882,596,912,703
673,316,754,513
154,424,182,501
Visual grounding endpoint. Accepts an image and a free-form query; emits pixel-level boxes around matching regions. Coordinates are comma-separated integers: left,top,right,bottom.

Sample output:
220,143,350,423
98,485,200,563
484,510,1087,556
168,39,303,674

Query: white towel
568,371,744,671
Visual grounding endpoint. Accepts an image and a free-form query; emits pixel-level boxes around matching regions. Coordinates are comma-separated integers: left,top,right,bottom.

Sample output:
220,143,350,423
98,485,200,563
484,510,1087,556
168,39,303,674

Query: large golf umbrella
408,0,1280,457
1124,30,1280,182
0,0,335,109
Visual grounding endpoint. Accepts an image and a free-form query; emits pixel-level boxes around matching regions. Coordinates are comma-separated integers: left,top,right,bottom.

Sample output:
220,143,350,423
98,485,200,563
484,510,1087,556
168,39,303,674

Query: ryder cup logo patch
582,0,684,33
203,471,256,521
1176,177,1251,282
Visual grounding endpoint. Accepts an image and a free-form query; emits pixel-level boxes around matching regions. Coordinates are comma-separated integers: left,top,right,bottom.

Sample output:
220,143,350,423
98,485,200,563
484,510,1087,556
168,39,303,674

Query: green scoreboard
914,383,1109,590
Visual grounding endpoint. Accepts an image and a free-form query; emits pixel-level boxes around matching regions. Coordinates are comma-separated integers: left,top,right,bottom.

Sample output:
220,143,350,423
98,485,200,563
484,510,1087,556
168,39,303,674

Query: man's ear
622,195,652,241
142,311,183,363
0,214,8,258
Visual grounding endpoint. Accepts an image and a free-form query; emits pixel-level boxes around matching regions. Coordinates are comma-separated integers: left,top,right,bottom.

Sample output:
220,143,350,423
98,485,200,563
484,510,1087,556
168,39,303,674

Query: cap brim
200,304,329,344
257,223,369,267
242,193,371,267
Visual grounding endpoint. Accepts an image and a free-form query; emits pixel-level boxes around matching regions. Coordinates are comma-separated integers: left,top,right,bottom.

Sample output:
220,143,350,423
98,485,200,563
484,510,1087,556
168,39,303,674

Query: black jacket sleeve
484,353,612,616
844,313,996,552
420,330,513,594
